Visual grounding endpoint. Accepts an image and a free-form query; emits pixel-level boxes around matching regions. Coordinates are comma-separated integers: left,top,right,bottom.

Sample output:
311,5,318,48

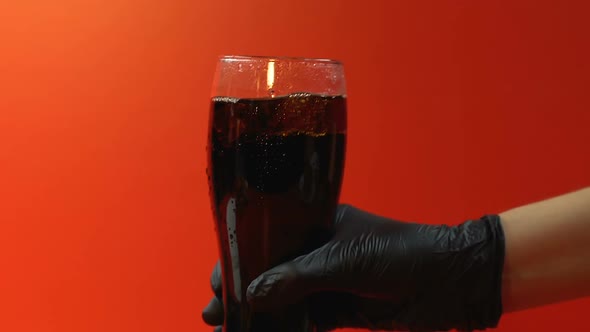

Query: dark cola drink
207,93,346,331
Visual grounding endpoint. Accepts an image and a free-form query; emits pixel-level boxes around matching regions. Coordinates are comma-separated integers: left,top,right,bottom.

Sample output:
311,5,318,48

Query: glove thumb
246,244,334,311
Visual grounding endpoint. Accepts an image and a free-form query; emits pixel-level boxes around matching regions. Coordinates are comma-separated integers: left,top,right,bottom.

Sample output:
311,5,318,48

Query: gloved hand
202,204,505,331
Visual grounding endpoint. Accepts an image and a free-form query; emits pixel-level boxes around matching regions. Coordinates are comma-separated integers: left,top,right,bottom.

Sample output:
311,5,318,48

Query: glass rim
218,55,343,65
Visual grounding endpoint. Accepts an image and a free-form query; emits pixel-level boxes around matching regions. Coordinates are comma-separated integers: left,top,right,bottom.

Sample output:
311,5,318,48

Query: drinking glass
207,55,347,331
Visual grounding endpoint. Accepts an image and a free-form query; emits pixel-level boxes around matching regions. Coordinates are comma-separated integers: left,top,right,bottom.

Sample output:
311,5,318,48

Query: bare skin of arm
500,187,590,312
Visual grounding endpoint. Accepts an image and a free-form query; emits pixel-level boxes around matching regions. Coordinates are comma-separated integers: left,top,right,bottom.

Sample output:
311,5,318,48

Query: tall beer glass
207,55,347,331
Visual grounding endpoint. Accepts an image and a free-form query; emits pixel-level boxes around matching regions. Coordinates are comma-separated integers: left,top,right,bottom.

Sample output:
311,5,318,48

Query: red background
1,1,589,331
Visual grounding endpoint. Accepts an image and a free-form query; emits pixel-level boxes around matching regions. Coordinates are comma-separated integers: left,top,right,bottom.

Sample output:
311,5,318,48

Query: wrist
418,215,506,330
454,215,506,329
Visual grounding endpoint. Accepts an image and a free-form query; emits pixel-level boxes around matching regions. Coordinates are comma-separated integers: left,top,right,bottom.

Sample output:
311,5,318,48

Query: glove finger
309,293,406,331
210,261,222,298
333,204,352,226
203,262,224,326
246,241,341,311
202,296,224,326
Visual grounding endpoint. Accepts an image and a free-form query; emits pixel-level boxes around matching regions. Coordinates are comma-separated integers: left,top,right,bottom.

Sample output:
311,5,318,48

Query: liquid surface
207,93,346,331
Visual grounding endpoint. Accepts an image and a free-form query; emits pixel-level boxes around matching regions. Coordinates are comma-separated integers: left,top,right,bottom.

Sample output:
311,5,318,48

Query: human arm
501,187,590,312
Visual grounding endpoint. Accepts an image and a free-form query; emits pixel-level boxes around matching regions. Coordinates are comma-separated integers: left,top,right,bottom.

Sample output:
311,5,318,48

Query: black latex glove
202,204,505,331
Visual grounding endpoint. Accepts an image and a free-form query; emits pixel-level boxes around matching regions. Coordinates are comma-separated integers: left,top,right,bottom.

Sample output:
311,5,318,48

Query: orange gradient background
1,1,589,331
